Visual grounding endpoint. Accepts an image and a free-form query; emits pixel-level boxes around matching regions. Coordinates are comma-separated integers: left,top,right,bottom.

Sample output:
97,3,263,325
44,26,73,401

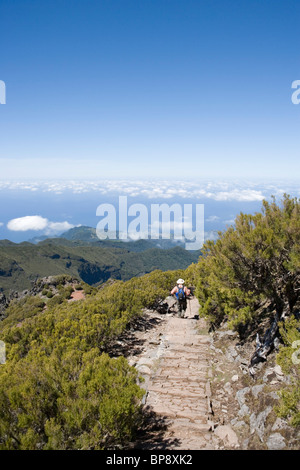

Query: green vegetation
0,296,46,330
1,196,299,448
191,194,300,428
275,315,300,427
0,234,200,294
0,269,184,449
194,195,299,333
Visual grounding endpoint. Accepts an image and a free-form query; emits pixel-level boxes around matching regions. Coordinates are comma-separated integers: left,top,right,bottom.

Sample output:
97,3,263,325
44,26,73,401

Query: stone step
148,382,206,394
147,402,208,416
164,347,208,355
149,397,203,409
151,379,206,389
155,363,209,373
169,421,211,434
154,369,208,379
147,386,208,400
165,335,210,344
149,405,208,422
147,390,207,402
152,372,207,381
159,355,208,362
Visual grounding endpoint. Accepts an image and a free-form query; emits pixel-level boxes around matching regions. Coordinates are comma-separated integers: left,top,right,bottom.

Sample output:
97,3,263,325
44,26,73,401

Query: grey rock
251,384,264,398
234,354,243,364
238,403,250,417
268,391,280,400
227,345,238,357
216,330,236,339
250,406,273,441
263,368,276,383
274,365,284,376
236,387,250,407
214,425,239,447
272,418,287,431
136,365,151,375
231,418,246,428
266,433,286,450
242,438,250,450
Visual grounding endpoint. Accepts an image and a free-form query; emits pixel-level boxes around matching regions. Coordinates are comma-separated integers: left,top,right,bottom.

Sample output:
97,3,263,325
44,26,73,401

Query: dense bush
0,349,144,450
275,315,300,427
194,195,300,332
191,195,300,428
0,268,183,449
0,296,46,329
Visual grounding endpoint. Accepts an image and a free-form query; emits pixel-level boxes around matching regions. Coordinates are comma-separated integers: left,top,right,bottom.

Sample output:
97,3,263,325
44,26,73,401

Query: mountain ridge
0,226,201,295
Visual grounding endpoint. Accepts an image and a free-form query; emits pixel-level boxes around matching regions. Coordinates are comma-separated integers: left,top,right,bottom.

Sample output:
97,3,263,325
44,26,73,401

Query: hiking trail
127,297,214,450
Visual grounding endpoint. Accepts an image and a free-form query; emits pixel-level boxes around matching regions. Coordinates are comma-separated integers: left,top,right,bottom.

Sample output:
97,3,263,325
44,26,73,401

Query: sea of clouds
0,178,293,199
0,178,299,243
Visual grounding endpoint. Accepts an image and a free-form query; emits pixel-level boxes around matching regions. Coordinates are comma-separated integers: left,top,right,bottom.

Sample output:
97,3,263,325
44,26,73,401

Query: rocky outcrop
0,275,83,320
208,323,299,450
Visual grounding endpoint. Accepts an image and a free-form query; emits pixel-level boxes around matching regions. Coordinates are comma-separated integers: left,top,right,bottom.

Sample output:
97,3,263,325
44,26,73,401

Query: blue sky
0,0,300,179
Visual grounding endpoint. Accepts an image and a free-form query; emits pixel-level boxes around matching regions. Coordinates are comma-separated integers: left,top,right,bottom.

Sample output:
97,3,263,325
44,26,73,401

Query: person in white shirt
170,279,190,318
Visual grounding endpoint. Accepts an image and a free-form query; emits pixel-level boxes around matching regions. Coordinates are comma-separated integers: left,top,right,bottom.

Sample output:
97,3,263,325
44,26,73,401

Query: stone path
129,297,214,450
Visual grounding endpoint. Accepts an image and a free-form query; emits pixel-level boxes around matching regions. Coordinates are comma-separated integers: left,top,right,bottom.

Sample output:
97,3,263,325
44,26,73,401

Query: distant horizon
0,177,299,244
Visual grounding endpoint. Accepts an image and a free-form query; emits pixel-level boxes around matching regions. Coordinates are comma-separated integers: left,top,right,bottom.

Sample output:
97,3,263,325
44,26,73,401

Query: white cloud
7,215,77,234
223,219,235,225
46,221,77,234
0,222,3,227
7,216,49,232
206,215,220,222
210,189,264,202
204,231,220,241
1,178,297,202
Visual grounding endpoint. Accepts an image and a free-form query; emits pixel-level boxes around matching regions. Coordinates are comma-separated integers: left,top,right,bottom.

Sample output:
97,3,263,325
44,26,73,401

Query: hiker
171,279,190,317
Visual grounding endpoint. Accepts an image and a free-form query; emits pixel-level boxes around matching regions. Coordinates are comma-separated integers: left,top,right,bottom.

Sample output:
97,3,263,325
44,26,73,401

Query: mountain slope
60,225,187,251
0,239,200,294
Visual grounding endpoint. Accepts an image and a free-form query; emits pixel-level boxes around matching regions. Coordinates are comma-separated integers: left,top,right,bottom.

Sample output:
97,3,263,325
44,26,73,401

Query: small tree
195,195,300,331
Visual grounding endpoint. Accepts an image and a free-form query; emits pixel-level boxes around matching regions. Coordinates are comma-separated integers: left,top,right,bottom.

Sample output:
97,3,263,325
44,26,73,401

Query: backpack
176,287,185,300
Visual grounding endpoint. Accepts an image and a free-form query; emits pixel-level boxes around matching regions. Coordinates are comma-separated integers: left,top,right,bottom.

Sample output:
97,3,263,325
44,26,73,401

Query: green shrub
275,316,300,427
46,294,65,309
62,286,74,300
0,349,144,449
0,268,183,449
0,296,45,329
194,195,300,333
74,284,83,291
